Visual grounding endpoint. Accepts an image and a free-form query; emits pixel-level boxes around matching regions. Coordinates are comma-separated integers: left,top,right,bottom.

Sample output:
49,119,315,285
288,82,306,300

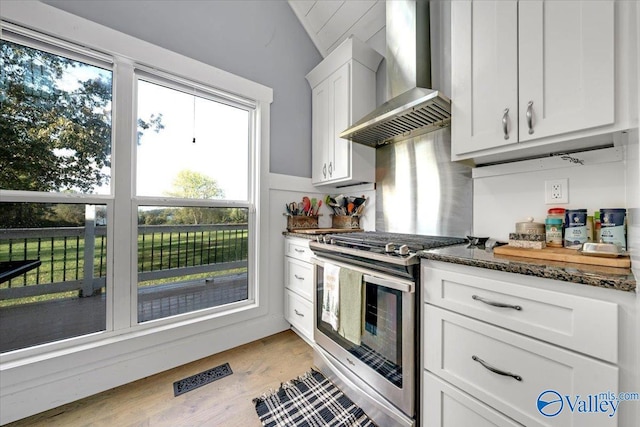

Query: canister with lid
564,209,588,249
545,218,563,247
547,208,566,224
515,217,545,235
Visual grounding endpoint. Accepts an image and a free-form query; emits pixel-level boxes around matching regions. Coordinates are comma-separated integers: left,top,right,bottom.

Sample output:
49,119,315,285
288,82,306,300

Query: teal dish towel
338,268,364,345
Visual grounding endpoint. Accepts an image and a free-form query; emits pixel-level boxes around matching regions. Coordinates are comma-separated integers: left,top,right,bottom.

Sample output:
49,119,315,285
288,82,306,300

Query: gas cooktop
309,232,467,275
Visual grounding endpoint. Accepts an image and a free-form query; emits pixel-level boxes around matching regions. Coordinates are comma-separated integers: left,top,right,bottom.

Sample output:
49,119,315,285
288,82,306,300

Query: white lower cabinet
284,236,314,343
285,289,313,340
424,305,618,427
423,371,523,427
421,261,621,427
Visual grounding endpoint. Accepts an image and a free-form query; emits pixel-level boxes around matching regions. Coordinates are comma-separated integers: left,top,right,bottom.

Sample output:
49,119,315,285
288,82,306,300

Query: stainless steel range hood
340,0,451,147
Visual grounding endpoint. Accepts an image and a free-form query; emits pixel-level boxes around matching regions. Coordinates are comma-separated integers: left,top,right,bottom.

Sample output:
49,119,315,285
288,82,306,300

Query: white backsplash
473,147,629,241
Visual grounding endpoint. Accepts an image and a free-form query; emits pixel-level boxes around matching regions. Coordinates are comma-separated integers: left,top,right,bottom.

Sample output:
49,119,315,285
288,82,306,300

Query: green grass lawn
0,227,248,306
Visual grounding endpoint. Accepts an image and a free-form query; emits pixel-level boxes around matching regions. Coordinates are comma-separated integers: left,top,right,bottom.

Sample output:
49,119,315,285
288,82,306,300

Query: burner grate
326,232,465,251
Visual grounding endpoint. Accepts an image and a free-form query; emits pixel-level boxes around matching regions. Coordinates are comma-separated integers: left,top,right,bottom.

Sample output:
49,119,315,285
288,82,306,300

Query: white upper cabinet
518,1,614,142
451,0,629,163
306,37,382,186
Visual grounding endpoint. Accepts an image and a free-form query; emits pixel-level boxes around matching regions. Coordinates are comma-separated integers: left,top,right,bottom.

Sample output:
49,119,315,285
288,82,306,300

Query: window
134,75,255,323
0,23,262,352
0,32,113,352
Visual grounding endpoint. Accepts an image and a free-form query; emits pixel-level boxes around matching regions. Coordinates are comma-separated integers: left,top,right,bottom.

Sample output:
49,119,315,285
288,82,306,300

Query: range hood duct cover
340,1,451,147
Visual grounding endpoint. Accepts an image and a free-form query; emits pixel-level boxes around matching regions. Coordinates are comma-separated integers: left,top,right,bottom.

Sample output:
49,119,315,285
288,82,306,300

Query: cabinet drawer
285,238,312,262
422,266,618,363
285,289,313,342
424,306,618,427
285,257,313,300
423,371,523,427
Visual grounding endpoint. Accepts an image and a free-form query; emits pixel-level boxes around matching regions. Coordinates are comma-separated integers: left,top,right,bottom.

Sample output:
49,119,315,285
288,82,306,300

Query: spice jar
545,218,563,247
594,211,601,242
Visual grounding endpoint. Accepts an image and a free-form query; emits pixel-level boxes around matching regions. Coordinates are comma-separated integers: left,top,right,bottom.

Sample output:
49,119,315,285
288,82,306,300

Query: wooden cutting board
493,245,631,268
288,228,364,235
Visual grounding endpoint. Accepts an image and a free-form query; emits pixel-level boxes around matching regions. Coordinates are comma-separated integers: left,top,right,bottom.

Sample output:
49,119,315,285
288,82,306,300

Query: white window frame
0,4,272,359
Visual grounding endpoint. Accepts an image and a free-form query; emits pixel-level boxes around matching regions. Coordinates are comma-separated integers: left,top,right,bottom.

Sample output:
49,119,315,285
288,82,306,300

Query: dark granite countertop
418,244,636,292
282,231,321,240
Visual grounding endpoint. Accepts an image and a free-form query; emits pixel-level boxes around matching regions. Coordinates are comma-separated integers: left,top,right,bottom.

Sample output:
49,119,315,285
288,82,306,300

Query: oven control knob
398,244,410,256
385,243,396,253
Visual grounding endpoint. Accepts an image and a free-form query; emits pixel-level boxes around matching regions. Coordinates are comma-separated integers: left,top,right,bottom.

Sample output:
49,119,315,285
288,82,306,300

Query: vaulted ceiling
288,0,385,58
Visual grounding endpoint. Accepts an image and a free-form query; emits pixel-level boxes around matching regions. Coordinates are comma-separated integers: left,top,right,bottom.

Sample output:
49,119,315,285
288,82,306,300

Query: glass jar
545,218,563,247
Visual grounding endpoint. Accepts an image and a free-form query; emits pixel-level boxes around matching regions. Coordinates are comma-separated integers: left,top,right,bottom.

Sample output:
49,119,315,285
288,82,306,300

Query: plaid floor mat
253,369,376,427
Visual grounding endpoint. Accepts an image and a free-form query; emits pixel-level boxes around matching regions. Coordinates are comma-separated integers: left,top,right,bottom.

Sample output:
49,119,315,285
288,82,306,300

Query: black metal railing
0,223,248,301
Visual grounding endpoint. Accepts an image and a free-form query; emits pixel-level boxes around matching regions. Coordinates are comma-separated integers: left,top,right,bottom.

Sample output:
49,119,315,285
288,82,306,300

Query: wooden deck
0,273,248,353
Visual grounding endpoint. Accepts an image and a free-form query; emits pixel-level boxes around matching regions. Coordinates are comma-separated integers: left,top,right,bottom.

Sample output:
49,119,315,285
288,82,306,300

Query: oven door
312,256,416,418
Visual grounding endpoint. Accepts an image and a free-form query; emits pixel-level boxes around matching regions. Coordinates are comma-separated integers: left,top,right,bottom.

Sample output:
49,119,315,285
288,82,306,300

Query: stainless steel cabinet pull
323,163,327,179
294,309,304,317
294,274,304,280
472,294,522,310
526,101,534,134
294,248,305,253
472,355,522,381
502,108,510,140
346,358,355,366
328,161,333,177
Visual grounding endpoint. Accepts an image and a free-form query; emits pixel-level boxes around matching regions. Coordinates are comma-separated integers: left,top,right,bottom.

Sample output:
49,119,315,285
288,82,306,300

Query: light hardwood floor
6,330,314,427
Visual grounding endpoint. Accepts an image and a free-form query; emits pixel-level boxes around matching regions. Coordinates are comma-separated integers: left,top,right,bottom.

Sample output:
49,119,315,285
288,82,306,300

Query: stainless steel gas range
309,232,466,427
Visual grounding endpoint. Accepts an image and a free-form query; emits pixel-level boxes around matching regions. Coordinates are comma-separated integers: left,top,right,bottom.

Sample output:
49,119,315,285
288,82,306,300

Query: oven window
316,266,403,387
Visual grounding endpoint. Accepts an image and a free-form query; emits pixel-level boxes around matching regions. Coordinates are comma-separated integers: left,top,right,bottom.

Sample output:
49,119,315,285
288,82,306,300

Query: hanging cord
192,87,196,143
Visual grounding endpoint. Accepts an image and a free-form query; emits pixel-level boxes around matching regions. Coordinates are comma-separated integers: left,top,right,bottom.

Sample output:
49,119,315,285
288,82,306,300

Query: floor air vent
173,362,233,396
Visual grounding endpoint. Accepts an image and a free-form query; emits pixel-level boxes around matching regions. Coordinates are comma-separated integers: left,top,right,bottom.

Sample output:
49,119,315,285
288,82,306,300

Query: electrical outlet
545,179,569,204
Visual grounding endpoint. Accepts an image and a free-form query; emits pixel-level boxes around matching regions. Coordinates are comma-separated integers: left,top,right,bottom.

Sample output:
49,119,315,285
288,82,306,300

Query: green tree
1,40,112,193
0,39,162,228
165,170,225,224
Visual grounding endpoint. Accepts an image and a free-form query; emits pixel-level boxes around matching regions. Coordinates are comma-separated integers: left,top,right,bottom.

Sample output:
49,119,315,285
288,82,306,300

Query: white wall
473,147,627,241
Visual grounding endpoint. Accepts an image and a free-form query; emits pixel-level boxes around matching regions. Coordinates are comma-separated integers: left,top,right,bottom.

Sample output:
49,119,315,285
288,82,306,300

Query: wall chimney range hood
340,1,451,147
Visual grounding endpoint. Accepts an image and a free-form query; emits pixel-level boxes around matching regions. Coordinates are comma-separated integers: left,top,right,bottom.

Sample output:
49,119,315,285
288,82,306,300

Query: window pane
0,40,112,194
136,80,249,200
0,202,108,352
137,206,248,323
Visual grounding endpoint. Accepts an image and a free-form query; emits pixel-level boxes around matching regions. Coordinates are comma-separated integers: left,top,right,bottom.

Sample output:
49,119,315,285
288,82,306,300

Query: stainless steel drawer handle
294,274,304,280
323,163,327,179
472,294,522,311
472,355,522,381
502,108,510,140
294,309,304,317
526,101,534,134
294,248,305,253
328,161,333,177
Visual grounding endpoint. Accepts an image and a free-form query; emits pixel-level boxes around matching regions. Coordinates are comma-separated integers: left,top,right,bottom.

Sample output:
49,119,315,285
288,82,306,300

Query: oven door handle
363,275,414,293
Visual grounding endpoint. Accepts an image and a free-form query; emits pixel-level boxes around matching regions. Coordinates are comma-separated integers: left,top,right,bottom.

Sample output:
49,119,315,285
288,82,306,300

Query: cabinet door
452,1,518,155
423,372,523,427
312,80,330,184
285,289,314,342
328,63,351,182
518,1,614,142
